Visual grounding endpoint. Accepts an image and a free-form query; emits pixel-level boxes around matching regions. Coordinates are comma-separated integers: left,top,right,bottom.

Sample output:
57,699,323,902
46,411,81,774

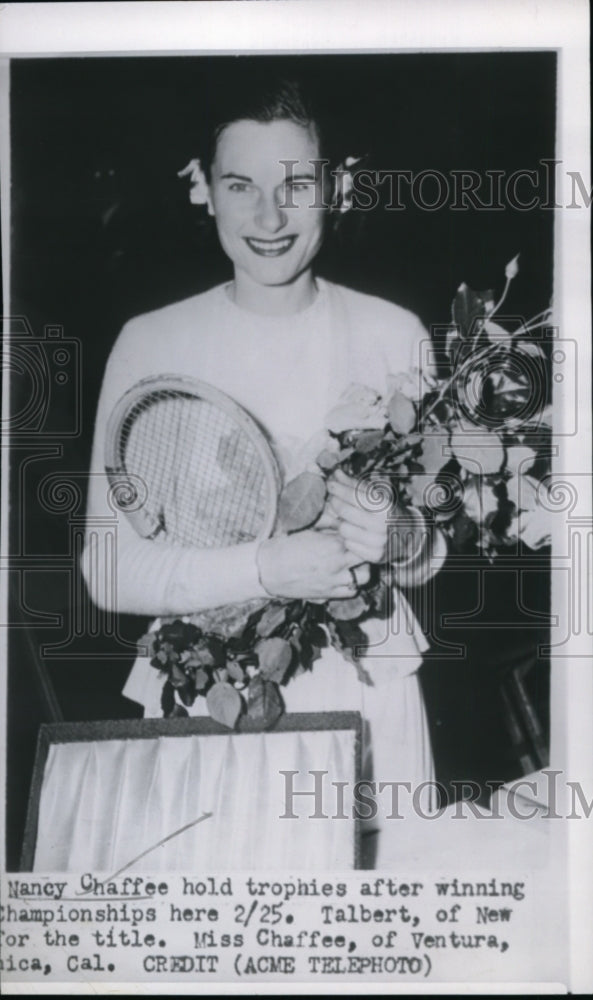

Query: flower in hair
177,158,210,205
336,155,364,213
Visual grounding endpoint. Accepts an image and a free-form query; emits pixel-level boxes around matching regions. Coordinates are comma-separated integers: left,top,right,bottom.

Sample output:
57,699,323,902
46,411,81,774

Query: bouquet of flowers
140,257,553,729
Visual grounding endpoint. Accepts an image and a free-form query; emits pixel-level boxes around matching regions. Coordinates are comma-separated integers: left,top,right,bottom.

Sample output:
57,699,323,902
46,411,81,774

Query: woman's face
206,118,328,289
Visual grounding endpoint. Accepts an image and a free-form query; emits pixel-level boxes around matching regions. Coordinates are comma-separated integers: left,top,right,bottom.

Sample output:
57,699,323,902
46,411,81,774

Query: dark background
7,53,555,868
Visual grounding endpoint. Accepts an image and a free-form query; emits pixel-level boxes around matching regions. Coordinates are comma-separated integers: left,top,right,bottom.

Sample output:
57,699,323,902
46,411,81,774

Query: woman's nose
254,191,287,233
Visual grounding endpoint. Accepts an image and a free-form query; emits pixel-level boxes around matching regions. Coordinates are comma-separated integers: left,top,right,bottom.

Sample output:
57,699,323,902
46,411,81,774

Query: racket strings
119,389,269,547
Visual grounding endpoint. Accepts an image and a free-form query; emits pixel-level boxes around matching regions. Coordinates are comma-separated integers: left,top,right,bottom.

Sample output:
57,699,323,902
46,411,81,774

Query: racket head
105,375,280,547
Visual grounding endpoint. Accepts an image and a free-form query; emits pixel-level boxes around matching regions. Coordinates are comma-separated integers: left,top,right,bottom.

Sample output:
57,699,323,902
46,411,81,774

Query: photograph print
6,50,560,876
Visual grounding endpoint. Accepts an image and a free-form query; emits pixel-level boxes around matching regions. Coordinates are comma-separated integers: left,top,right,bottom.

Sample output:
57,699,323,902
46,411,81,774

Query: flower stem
511,310,553,338
488,275,512,322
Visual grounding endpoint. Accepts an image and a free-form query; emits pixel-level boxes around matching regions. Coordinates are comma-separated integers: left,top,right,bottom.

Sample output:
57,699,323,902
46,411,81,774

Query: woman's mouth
244,236,297,257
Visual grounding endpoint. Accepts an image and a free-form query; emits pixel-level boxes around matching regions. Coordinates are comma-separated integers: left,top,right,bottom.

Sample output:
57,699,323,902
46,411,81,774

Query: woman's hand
327,469,390,564
257,528,370,600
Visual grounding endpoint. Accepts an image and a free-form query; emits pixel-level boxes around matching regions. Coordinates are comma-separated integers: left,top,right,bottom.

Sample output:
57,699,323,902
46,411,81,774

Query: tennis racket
105,375,281,631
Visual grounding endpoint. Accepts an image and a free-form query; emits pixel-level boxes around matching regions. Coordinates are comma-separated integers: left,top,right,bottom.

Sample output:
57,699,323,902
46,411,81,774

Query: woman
83,77,447,864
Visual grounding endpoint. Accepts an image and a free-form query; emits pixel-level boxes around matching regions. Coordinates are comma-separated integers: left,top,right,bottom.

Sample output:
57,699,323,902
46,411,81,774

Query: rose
386,367,435,403
326,384,387,433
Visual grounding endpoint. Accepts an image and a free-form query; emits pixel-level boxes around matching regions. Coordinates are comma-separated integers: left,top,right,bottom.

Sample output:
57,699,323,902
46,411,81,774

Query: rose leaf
256,637,293,682
278,471,327,532
206,681,243,729
256,603,288,638
247,675,284,728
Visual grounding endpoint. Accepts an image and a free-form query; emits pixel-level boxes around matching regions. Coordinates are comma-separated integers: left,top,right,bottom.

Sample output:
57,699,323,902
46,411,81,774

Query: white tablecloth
33,729,357,872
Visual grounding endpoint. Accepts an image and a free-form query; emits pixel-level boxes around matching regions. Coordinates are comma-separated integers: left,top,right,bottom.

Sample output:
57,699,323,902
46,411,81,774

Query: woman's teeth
245,236,296,256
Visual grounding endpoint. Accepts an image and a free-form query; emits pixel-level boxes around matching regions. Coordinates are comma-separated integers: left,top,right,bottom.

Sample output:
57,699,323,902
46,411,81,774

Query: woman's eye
228,182,251,193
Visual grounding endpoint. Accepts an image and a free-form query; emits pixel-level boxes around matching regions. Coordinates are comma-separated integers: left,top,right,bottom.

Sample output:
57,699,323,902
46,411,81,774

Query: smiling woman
81,73,446,868
205,117,327,310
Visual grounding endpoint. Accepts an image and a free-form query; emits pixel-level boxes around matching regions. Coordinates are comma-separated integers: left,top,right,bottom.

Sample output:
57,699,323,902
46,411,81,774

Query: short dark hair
199,74,337,181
